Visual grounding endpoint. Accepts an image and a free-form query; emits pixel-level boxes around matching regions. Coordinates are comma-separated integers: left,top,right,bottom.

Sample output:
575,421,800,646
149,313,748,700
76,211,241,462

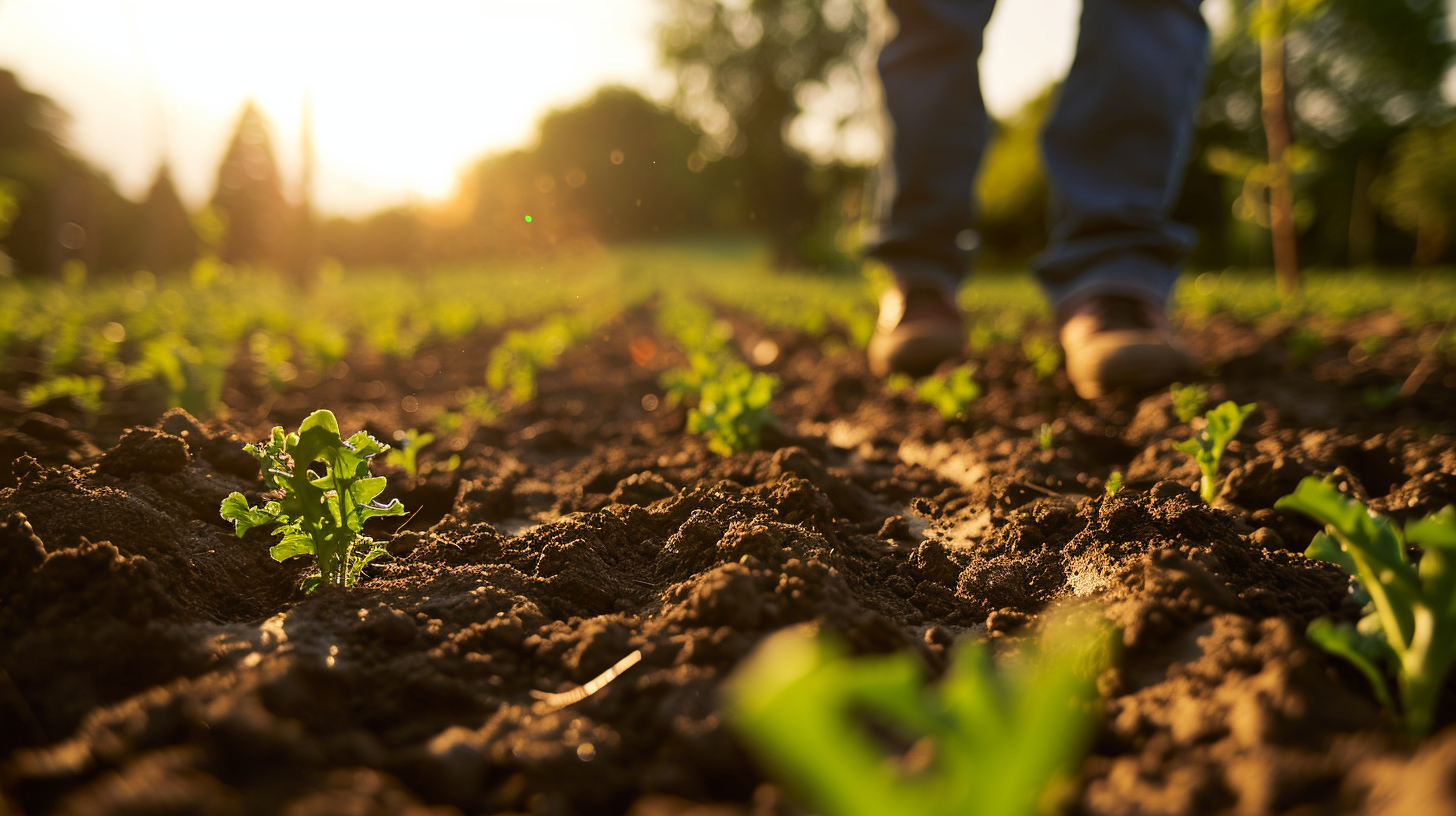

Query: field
3,243,1456,815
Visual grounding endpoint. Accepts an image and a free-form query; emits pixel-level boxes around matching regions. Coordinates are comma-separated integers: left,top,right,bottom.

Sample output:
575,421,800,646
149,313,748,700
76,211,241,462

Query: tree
1374,123,1456,265
659,0,871,266
533,86,737,242
1193,0,1454,268
423,86,748,263
141,164,197,274
209,101,293,269
0,70,142,277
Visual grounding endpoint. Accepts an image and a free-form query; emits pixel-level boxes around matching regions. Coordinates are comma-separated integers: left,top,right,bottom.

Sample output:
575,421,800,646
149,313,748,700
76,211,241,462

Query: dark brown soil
3,302,1456,816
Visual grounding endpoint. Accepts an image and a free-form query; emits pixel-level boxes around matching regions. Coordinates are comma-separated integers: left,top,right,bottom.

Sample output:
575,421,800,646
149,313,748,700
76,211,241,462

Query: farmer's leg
1034,0,1209,312
1036,0,1209,397
865,0,997,375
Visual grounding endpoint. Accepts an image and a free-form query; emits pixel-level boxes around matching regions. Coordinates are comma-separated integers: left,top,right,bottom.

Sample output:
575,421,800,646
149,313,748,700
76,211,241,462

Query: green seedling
884,372,914,395
1037,423,1054,452
456,387,502,423
1174,400,1256,504
1105,470,1123,496
1022,335,1063,382
1169,381,1209,424
385,428,435,479
19,374,104,414
1356,335,1386,361
1276,477,1456,738
725,610,1112,816
688,366,778,455
1362,383,1402,411
1285,327,1322,365
249,331,298,392
916,363,982,421
221,410,406,593
660,351,720,406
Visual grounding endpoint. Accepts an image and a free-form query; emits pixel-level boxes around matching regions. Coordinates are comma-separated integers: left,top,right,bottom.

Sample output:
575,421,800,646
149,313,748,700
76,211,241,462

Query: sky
0,0,1094,217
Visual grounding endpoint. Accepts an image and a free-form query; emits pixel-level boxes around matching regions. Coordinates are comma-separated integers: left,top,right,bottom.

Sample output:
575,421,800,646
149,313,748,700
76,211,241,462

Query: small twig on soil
1400,315,1454,399
391,506,424,535
530,649,642,713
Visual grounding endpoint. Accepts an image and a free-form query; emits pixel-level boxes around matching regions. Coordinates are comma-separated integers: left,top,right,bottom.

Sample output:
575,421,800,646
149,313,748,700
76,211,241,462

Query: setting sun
0,0,662,214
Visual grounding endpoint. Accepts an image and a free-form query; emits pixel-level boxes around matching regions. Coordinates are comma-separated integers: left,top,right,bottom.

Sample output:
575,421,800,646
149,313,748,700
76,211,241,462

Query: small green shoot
221,410,406,592
915,363,982,421
1105,470,1123,496
385,428,435,479
1362,383,1402,412
688,366,778,456
1169,381,1209,424
1174,400,1256,504
1276,477,1456,738
884,372,914,395
1037,423,1054,452
725,611,1112,816
20,374,104,414
1022,335,1062,382
1285,327,1322,365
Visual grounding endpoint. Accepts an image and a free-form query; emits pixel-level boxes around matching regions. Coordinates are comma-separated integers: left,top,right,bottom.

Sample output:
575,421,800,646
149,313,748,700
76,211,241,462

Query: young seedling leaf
1306,618,1395,711
1277,476,1456,737
220,409,407,592
221,493,277,537
725,610,1112,816
1176,400,1256,503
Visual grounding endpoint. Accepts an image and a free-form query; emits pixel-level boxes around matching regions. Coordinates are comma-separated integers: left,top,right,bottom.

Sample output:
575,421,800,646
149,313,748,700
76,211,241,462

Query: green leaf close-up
220,409,407,592
1277,477,1456,737
724,610,1113,816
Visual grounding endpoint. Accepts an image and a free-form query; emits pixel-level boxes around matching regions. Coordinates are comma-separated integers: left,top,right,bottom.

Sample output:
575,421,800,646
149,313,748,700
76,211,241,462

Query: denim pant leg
1033,0,1209,314
864,0,998,300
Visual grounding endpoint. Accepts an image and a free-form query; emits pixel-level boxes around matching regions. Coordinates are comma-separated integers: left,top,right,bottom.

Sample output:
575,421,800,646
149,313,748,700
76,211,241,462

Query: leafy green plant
884,372,914,395
1105,470,1123,496
688,366,778,455
249,331,298,392
725,611,1112,816
1037,423,1054,452
19,374,104,414
1285,326,1323,365
456,387,502,423
1174,400,1256,504
659,351,720,406
1169,381,1209,424
385,428,435,479
1362,383,1402,411
1277,478,1456,738
916,363,982,421
221,410,406,592
1022,335,1062,382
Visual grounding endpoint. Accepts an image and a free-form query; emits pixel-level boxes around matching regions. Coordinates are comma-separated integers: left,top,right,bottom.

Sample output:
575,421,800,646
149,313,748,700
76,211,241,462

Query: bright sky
0,0,1098,217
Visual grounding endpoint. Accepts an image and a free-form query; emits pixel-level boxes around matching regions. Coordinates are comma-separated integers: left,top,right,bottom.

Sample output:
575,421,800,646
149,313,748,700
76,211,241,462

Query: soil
3,302,1456,816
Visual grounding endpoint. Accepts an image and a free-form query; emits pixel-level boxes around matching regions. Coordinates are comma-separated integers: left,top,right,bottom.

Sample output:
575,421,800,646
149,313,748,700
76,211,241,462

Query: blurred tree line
1,0,1453,278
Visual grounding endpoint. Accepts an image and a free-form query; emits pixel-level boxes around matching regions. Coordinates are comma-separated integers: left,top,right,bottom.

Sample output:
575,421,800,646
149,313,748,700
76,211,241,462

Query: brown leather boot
1058,294,1193,399
867,285,964,377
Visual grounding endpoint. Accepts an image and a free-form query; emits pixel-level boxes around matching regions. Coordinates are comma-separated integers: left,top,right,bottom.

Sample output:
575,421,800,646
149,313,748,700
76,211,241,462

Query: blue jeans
865,0,1209,313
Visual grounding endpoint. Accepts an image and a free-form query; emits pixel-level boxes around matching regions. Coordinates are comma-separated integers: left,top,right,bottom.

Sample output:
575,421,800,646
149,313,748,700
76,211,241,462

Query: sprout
1174,400,1256,504
1278,478,1456,738
221,410,406,592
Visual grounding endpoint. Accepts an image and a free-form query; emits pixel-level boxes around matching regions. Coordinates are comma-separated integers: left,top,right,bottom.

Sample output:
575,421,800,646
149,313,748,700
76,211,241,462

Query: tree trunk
1347,153,1376,267
1260,0,1299,301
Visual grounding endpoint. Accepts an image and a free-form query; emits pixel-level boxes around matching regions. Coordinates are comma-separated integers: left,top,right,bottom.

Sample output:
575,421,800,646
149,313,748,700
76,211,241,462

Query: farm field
3,243,1456,815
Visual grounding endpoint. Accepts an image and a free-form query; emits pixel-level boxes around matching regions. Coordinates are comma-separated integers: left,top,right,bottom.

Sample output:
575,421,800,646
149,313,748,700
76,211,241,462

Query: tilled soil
3,304,1456,816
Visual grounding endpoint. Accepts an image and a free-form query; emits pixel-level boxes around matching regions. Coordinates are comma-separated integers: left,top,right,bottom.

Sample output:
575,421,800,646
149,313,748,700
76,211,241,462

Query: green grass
2,244,1451,420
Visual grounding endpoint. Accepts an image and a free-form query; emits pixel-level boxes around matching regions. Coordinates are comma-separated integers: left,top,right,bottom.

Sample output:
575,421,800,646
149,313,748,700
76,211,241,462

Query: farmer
865,0,1208,399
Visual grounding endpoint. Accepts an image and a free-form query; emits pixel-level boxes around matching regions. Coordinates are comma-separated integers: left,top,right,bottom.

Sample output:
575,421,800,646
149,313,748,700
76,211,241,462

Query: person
864,0,1208,399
